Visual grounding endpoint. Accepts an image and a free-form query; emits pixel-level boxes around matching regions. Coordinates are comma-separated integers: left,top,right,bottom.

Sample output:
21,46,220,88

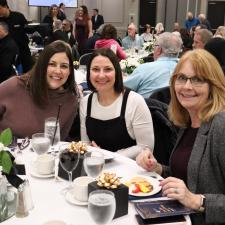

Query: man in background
124,32,182,98
0,0,33,73
192,28,213,49
185,11,200,31
0,22,19,83
122,23,144,49
91,8,104,32
58,3,66,21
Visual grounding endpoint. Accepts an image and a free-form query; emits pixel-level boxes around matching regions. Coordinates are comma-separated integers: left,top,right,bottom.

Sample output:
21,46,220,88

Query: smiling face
90,55,116,93
174,60,210,117
46,52,70,90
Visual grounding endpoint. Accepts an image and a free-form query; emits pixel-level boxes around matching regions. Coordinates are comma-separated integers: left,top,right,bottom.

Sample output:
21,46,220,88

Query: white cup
72,176,94,202
33,154,55,175
42,220,67,225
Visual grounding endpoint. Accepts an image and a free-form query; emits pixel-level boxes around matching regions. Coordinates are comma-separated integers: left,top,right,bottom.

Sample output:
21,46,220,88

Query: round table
3,146,191,225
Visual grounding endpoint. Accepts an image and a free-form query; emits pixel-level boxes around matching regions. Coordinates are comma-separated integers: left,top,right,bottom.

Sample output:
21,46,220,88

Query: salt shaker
24,179,34,211
16,182,29,218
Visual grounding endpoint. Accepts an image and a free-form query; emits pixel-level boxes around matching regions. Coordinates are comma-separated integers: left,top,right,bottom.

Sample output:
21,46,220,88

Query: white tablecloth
3,147,191,225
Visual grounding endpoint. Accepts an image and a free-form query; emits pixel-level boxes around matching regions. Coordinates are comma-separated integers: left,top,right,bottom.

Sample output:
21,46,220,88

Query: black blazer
91,14,104,31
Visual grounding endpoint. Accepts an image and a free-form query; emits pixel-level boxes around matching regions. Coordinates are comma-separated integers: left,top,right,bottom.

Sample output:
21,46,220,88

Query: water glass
88,190,116,225
83,151,105,179
44,117,60,146
31,133,50,155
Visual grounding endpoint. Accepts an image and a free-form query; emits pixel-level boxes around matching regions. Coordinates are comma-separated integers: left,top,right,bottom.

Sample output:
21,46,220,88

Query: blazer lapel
187,120,212,192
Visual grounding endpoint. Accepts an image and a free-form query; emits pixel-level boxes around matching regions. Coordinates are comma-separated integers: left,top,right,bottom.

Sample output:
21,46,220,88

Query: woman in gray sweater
136,49,225,225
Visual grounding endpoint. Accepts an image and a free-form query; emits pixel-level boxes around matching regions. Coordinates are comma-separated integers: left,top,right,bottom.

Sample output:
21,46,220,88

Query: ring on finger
173,187,179,194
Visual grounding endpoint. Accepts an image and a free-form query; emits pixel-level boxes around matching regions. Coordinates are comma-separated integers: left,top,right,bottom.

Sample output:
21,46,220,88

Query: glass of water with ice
83,151,105,178
31,133,50,155
44,117,60,146
88,190,116,225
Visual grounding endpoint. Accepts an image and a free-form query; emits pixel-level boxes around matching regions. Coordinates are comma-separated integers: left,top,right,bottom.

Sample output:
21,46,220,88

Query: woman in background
80,48,154,159
0,40,79,140
136,49,225,225
141,24,153,42
74,5,92,55
95,24,126,60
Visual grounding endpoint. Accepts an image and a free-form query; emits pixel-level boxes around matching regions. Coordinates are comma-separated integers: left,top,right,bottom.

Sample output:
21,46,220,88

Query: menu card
134,199,194,219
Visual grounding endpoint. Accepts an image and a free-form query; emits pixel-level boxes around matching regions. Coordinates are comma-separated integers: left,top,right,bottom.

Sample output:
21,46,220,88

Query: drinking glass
44,117,60,146
59,144,80,191
31,133,50,155
88,190,116,225
83,151,105,179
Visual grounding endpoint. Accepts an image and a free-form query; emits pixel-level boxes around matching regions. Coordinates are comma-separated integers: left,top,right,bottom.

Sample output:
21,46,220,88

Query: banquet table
2,146,191,225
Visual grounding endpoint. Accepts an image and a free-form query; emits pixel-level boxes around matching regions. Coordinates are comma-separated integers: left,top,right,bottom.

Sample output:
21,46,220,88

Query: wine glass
59,144,80,192
31,133,50,155
88,190,116,225
83,151,105,179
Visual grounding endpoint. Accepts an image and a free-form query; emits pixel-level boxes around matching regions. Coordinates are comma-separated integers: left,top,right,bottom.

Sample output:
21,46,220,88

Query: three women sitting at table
80,48,154,159
0,40,79,140
136,49,225,225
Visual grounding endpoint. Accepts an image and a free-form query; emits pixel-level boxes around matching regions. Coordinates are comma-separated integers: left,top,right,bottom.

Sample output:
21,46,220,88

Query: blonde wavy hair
169,49,225,127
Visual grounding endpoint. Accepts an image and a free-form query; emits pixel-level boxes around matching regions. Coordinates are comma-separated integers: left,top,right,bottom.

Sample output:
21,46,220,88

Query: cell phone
135,214,186,225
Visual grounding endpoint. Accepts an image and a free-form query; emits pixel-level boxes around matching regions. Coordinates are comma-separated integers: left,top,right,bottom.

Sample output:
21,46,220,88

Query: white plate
87,146,115,162
124,175,161,197
65,190,88,206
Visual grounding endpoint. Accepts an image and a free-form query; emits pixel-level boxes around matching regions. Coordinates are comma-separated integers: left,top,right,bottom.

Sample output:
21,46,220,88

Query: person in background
214,26,225,39
205,37,225,75
155,22,164,36
136,49,225,225
62,19,76,47
91,8,104,32
0,40,79,140
74,5,92,55
0,21,19,83
58,2,66,21
80,48,154,159
173,22,180,32
141,24,153,42
0,0,33,73
122,23,144,49
86,24,104,50
185,11,200,31
179,28,193,53
198,13,211,31
95,24,126,60
51,19,68,43
192,28,213,49
42,4,59,27
124,32,182,98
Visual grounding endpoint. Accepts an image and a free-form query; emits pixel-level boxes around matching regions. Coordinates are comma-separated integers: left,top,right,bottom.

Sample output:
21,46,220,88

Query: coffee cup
33,154,55,175
72,176,94,202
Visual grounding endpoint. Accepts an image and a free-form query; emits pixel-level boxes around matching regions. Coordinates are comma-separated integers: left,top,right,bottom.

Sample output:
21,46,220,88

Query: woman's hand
136,149,162,174
160,177,202,210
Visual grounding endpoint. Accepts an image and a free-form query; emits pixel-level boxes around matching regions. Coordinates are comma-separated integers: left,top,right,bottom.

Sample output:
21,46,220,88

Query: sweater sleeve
116,42,126,60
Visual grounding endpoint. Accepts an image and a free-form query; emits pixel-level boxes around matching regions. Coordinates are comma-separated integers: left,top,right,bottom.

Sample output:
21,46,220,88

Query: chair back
150,86,171,105
79,52,93,66
145,98,178,165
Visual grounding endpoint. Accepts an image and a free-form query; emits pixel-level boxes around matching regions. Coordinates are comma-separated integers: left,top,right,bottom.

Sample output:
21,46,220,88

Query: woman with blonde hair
214,25,225,39
136,49,225,225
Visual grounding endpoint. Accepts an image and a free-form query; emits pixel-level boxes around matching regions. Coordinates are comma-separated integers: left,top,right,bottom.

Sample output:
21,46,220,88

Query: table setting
1,124,192,225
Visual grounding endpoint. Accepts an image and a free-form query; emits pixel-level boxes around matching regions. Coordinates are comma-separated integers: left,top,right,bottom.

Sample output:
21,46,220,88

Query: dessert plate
123,175,161,197
65,190,88,206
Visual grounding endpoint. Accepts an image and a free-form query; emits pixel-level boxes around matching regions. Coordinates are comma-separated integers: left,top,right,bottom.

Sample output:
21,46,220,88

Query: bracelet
198,195,206,212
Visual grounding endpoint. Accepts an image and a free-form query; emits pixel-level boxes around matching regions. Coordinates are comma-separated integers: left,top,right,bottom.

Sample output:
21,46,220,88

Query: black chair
79,52,93,66
150,86,171,105
145,98,178,166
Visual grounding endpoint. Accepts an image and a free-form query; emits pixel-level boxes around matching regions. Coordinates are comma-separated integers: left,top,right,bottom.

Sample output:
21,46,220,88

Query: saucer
30,169,54,178
65,190,88,206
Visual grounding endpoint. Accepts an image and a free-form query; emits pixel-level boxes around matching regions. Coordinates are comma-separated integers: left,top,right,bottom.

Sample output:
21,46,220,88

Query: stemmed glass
83,151,105,179
59,144,80,192
88,190,116,225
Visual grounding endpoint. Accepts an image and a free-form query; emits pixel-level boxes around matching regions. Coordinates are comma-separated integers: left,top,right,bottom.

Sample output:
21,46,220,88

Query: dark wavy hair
87,48,124,93
21,40,77,107
101,24,117,40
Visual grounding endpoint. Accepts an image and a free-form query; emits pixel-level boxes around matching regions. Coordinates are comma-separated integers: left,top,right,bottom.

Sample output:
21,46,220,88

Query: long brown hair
20,40,77,107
